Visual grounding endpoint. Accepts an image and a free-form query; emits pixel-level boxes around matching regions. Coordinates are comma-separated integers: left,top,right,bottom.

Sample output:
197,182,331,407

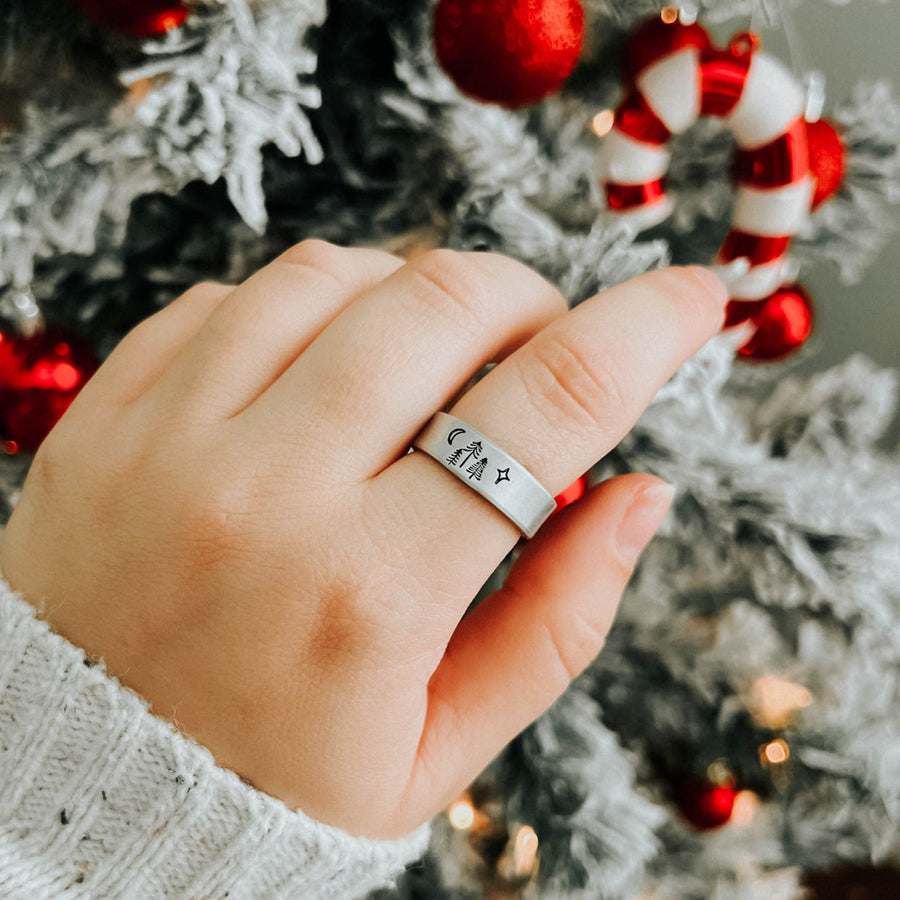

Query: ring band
412,411,557,539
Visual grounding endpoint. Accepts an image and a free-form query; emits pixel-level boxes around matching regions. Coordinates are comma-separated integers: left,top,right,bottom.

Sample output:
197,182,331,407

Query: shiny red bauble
433,0,585,108
723,297,767,329
737,284,814,361
76,0,190,37
553,474,588,513
0,327,100,454
673,778,737,830
805,118,847,209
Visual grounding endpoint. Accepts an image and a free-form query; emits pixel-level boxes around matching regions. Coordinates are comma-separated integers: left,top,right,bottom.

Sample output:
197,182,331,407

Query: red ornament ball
723,297,766,329
76,0,190,38
0,326,100,454
738,284,814,361
433,0,585,108
673,778,737,830
805,118,847,209
553,474,588,513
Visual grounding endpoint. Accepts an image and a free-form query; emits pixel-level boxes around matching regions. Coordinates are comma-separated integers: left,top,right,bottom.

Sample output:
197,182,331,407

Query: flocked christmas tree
1,0,899,896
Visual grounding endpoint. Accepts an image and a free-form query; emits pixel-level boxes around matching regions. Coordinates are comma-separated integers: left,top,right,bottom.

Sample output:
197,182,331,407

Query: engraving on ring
466,458,488,481
446,440,482,468
447,427,467,445
494,467,511,485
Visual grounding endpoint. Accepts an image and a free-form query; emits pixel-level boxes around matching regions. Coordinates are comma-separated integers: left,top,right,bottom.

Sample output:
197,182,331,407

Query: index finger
365,265,727,601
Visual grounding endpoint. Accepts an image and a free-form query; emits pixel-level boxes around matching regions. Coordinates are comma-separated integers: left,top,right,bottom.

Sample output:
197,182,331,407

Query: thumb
392,473,674,835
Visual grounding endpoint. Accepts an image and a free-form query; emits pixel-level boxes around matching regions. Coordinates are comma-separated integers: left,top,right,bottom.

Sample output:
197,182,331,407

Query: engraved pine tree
446,440,482,467
466,458,488,481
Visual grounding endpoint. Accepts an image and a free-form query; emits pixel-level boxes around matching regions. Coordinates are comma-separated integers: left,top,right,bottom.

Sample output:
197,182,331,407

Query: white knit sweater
0,575,431,898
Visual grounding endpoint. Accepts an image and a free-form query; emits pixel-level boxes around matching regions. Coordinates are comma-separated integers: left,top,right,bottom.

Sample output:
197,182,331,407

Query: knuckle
118,281,228,348
186,279,228,296
283,237,343,264
111,314,157,354
521,333,629,432
276,239,352,290
645,267,721,330
538,609,607,686
281,238,403,281
406,248,492,340
466,251,569,316
168,281,230,312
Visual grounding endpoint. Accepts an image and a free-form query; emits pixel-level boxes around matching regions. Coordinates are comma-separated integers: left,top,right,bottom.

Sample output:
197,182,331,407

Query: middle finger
239,249,568,480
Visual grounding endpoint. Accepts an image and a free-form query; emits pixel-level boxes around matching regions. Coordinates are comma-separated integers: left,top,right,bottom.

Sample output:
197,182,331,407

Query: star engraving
494,468,511,485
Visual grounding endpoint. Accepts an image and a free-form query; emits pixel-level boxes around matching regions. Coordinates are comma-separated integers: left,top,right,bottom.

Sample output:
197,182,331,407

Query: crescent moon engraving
447,427,466,445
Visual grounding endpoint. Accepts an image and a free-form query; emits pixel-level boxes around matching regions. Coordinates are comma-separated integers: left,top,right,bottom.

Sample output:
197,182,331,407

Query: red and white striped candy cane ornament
600,14,841,358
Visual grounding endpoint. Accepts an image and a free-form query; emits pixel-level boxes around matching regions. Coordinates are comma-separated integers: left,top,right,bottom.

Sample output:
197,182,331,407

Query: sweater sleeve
0,574,431,899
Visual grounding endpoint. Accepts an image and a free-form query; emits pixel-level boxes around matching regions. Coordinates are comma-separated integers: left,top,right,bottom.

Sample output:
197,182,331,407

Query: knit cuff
0,575,430,898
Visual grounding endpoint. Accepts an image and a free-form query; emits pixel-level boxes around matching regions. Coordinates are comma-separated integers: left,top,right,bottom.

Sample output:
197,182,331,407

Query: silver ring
412,411,557,539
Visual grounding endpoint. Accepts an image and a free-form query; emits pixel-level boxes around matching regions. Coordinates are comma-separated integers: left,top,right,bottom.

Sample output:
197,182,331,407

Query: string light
661,5,697,24
730,790,761,826
446,793,492,834
761,738,790,766
678,4,698,25
592,109,614,138
6,285,44,338
658,5,698,25
497,823,540,880
53,362,79,390
512,825,539,875
123,77,154,108
750,676,812,729
448,796,475,830
804,71,826,122
706,760,736,787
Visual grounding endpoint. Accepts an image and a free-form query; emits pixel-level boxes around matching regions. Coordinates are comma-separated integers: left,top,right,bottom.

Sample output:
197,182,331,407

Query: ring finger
367,265,728,607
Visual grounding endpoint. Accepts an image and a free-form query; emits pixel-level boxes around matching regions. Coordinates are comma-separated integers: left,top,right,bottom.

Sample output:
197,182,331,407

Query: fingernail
615,481,675,566
687,266,729,306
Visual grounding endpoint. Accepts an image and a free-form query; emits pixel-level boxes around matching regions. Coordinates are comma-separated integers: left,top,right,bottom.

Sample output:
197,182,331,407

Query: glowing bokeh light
730,790,760,826
762,738,790,765
512,824,539,875
706,760,735,787
751,676,812,729
52,362,80,391
592,109,615,137
448,797,475,830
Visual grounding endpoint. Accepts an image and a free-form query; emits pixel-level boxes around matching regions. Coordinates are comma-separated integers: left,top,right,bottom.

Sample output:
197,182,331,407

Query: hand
0,241,726,839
